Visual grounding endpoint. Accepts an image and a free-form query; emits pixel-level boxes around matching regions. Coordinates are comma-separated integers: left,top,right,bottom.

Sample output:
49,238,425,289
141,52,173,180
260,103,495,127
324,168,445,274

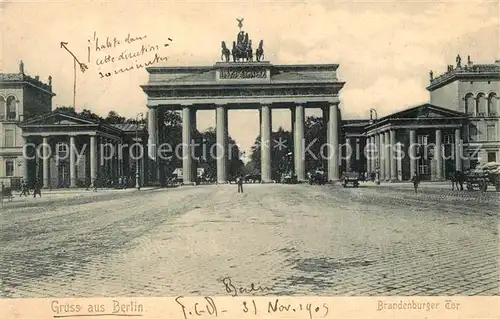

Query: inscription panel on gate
218,68,268,81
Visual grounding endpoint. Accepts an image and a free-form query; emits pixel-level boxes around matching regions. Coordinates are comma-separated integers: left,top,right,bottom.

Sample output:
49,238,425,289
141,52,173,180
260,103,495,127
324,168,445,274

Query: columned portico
364,104,468,182
216,105,227,183
294,104,305,181
260,104,272,183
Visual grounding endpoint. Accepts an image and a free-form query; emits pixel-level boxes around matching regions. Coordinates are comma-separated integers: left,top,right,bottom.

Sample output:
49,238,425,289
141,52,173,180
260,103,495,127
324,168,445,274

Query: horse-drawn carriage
465,162,500,192
341,172,360,188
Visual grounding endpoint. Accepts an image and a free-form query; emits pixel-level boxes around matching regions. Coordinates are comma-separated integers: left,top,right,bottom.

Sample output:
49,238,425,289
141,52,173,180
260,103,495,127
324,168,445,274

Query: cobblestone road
1,183,498,297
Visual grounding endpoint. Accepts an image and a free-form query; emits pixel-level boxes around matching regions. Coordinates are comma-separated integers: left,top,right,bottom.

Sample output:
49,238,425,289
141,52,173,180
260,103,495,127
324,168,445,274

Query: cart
466,162,500,192
341,172,359,188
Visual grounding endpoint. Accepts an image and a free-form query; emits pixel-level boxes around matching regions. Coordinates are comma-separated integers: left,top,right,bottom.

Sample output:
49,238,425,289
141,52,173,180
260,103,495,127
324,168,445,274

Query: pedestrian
20,180,29,197
33,179,42,198
410,171,420,193
237,174,244,193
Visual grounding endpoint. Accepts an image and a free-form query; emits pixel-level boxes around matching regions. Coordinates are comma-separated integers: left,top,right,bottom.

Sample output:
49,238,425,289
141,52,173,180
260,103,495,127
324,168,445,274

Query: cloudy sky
2,0,498,153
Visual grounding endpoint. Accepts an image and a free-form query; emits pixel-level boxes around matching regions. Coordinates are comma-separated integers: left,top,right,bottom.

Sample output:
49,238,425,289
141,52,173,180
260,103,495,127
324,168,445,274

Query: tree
304,116,327,171
79,109,102,122
196,128,244,180
248,127,293,180
54,106,77,115
103,110,127,124
247,116,328,179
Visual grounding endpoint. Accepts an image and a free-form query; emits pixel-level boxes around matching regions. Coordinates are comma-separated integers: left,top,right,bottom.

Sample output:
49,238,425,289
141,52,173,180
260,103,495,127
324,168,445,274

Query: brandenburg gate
141,21,345,184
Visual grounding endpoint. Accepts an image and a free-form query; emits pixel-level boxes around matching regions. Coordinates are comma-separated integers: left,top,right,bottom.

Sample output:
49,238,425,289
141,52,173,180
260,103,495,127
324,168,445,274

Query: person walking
410,171,420,193
237,174,244,193
20,180,29,197
33,179,42,198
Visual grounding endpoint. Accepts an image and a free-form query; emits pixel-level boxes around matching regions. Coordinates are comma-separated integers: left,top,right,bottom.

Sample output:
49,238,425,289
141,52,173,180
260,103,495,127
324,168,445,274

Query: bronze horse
221,41,230,62
255,40,264,62
232,41,253,62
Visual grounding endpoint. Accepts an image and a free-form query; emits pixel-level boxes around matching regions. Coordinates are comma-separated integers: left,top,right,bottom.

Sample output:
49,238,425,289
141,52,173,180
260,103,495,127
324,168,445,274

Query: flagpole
73,59,76,109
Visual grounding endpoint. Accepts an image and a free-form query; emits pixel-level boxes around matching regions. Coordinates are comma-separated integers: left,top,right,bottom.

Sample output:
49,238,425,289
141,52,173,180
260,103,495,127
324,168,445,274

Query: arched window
0,96,5,120
476,93,487,117
6,96,17,120
464,93,474,116
488,93,498,116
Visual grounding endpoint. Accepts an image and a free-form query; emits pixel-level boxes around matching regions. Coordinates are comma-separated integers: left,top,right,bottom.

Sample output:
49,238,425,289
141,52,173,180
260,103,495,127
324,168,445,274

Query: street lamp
135,112,144,190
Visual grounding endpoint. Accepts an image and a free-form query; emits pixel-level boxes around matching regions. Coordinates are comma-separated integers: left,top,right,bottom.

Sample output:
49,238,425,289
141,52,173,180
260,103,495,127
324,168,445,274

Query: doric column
216,105,227,183
345,137,351,172
384,131,390,181
182,106,192,184
328,103,339,181
435,129,443,180
291,107,297,173
390,130,397,182
409,129,417,179
42,136,50,188
22,136,29,183
396,142,403,181
366,136,371,173
147,107,158,183
90,135,97,187
224,107,229,179
261,104,272,183
69,136,77,188
373,135,379,177
294,104,305,181
147,108,158,160
191,109,198,183
455,128,462,172
379,133,385,181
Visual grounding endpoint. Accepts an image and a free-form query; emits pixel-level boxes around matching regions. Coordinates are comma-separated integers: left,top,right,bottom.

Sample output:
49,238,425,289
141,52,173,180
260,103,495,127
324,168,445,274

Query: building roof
427,60,500,91
111,123,146,132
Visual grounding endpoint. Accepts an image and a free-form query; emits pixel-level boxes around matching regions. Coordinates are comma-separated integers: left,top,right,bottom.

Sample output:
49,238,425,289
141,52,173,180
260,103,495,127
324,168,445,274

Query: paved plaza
0,183,498,297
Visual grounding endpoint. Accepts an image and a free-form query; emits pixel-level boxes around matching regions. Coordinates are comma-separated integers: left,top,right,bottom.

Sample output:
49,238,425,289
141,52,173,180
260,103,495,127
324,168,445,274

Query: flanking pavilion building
345,57,499,182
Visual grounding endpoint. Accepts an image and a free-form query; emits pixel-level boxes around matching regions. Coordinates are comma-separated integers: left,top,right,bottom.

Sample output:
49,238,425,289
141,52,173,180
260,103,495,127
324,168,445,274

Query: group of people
18,179,42,198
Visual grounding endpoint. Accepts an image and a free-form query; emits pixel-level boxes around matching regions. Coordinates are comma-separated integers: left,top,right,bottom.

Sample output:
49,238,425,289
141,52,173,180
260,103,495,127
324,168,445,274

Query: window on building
476,93,487,117
6,96,17,120
469,124,478,142
5,159,14,177
487,125,497,141
488,152,497,163
464,93,475,116
0,96,5,120
488,93,498,116
4,129,14,147
57,143,68,158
